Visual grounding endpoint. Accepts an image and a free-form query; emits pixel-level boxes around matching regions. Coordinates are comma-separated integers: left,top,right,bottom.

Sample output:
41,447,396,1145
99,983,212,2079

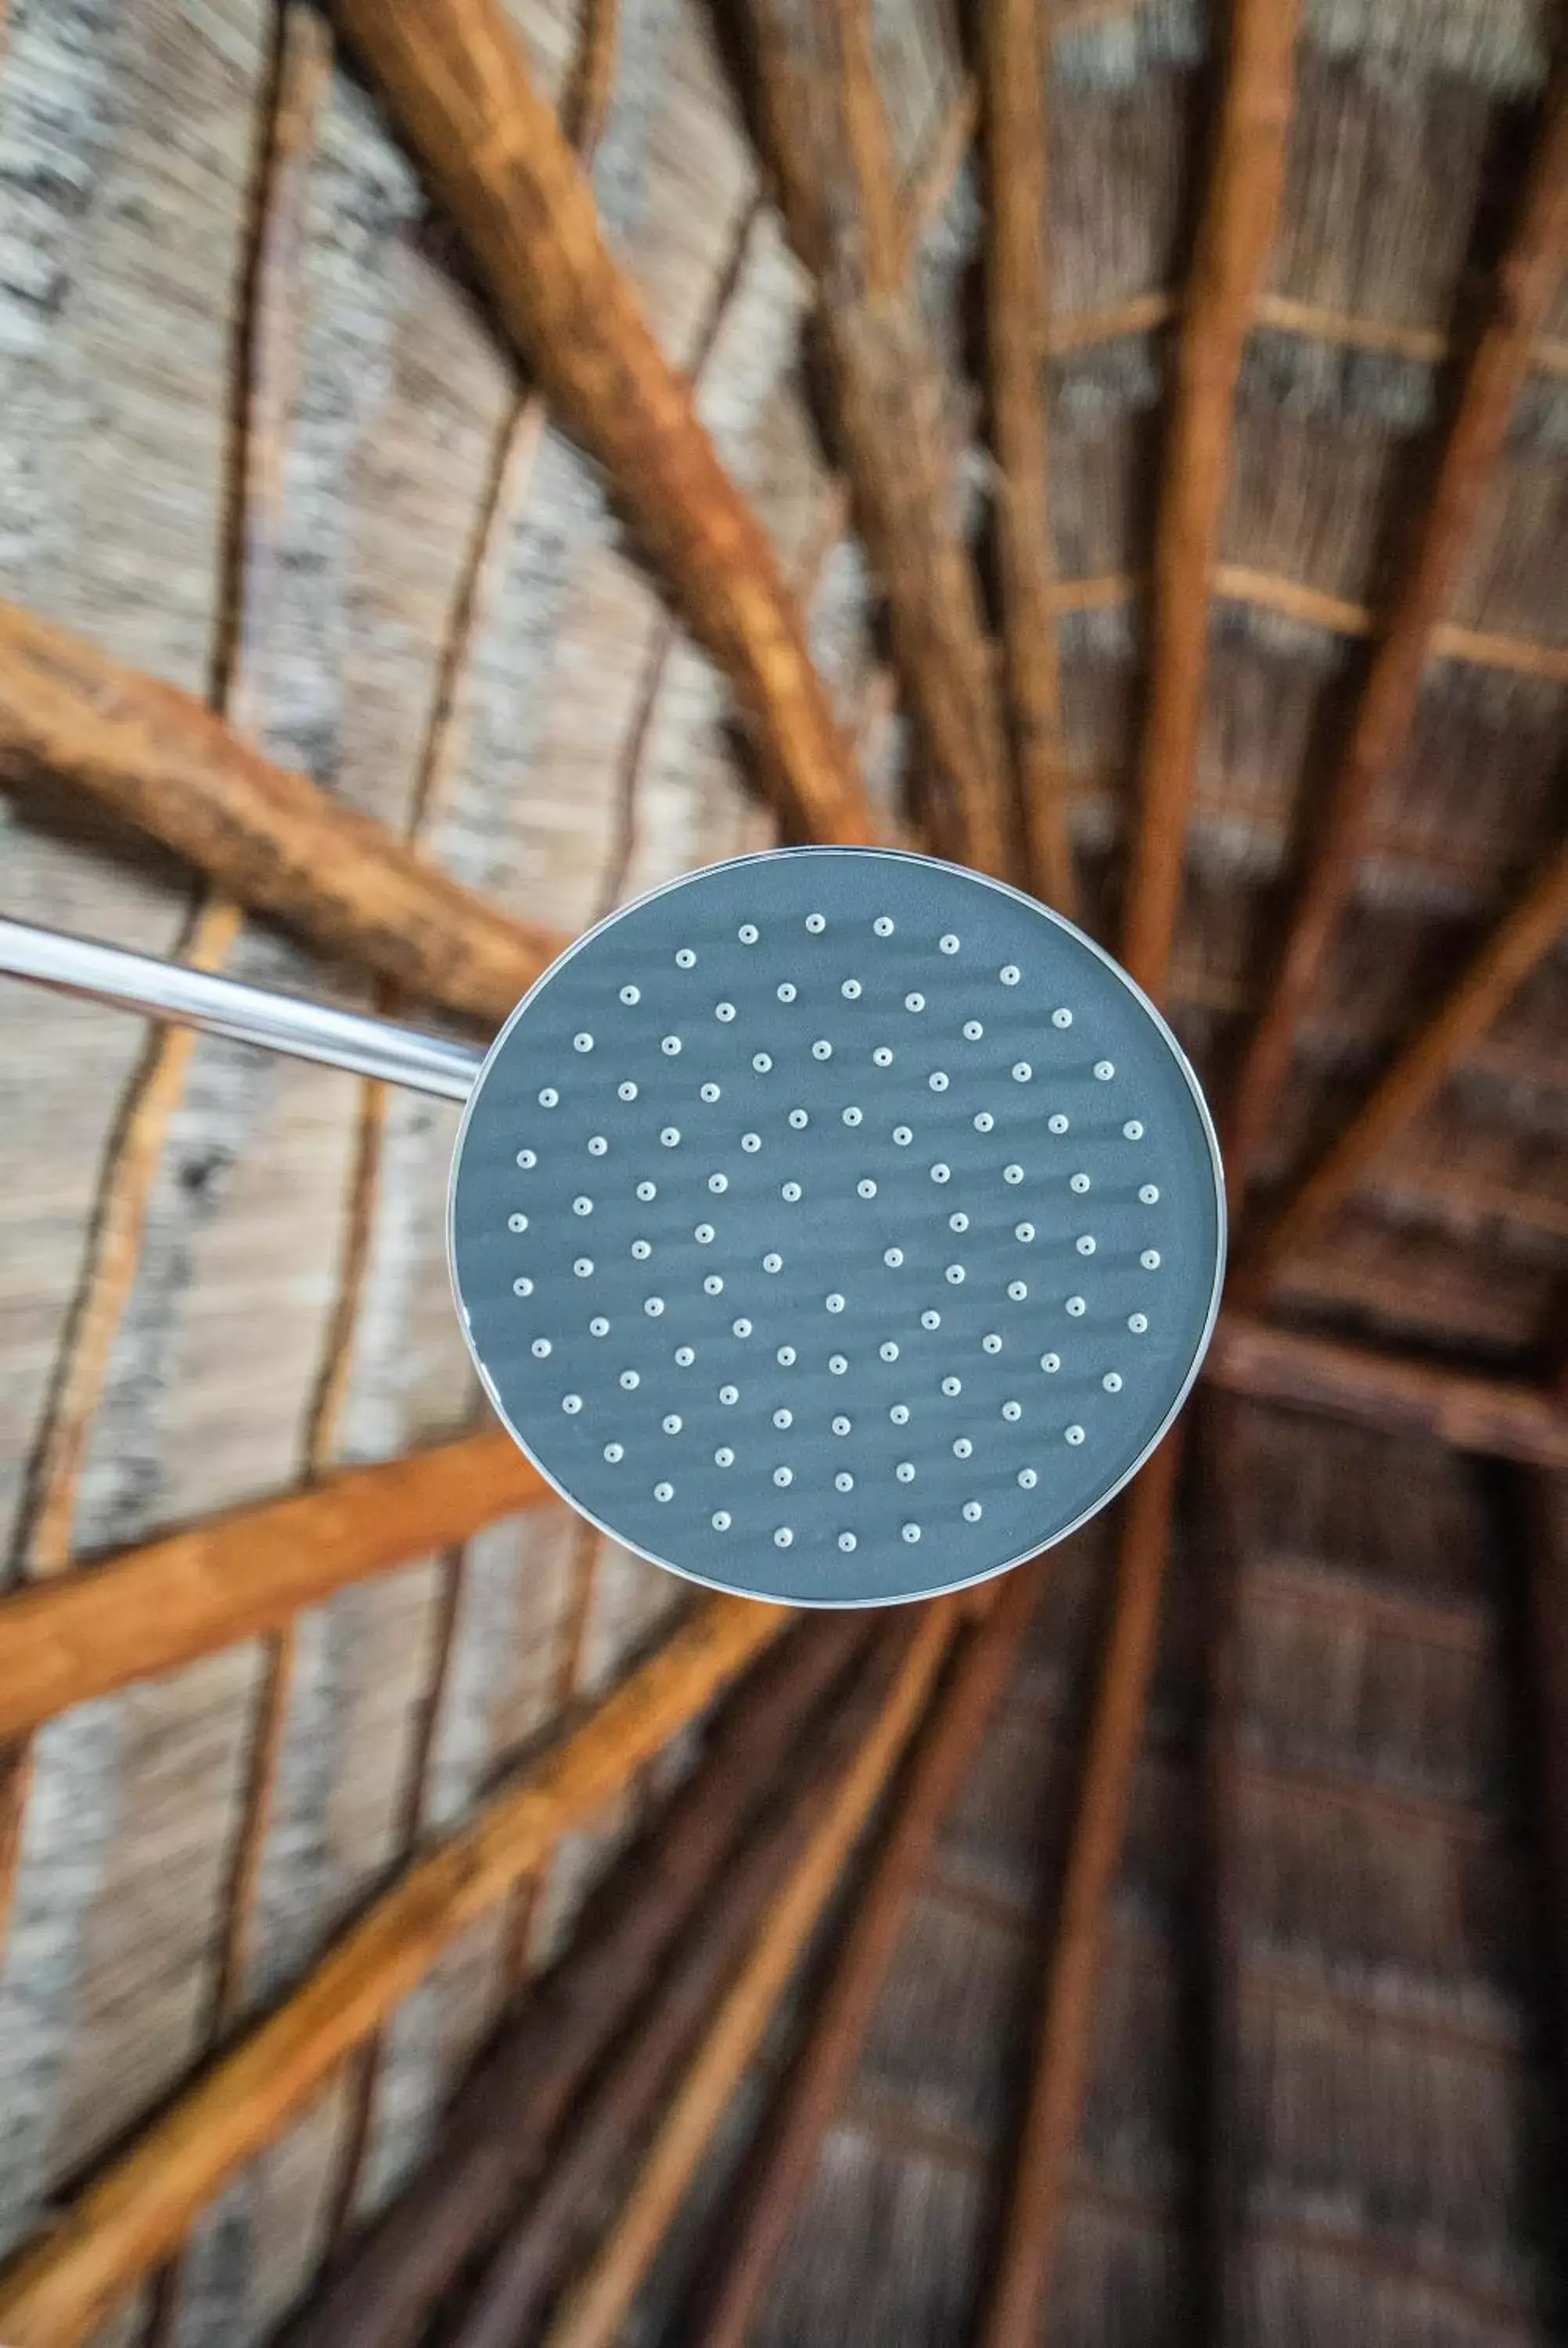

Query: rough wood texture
978,1435,1183,2348
1196,1402,1246,2348
1120,0,1300,999
274,1615,863,2348
686,1565,1045,2348
1225,70,1568,1202
447,1615,921,2348
1527,1477,1568,2065
0,1434,548,1741
1204,1313,1568,1469
0,1594,789,2348
0,600,563,1024
980,0,1076,914
1243,844,1568,1292
538,1597,959,2348
329,0,869,850
742,0,1016,878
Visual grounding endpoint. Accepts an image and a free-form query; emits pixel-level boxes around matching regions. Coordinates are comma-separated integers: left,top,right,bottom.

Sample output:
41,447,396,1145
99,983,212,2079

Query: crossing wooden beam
0,600,564,1024
1225,71,1568,1205
1120,0,1300,999
330,0,871,850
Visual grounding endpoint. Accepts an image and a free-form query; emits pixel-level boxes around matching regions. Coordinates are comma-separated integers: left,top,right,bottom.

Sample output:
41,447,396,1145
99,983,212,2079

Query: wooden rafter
278,1616,862,2348
536,1598,959,2348
978,1431,1183,2347
1225,70,1568,1205
1120,0,1300,999
329,0,869,849
1240,842,1568,1293
980,0,1077,913
741,0,1017,878
1203,1312,1568,1468
0,1435,547,1741
0,600,563,1023
687,1564,1045,2348
0,1594,788,2348
893,74,978,284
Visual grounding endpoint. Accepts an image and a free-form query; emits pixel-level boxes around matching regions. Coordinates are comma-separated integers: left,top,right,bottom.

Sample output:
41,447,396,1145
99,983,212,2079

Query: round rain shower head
451,848,1225,1607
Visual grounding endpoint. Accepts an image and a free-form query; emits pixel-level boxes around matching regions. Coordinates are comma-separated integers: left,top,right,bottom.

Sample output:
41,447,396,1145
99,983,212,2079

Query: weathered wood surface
445,1615,918,2348
1225,69,1568,1202
1205,1313,1568,1470
980,0,1075,913
1120,0,1300,999
0,1435,549,1741
330,0,871,851
687,1564,1046,2348
277,1615,861,2348
538,1596,958,2348
0,600,564,1025
0,1594,789,2348
740,0,1016,878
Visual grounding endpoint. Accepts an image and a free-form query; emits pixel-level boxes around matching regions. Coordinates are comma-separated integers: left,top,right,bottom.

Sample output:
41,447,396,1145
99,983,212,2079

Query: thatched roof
2,0,1568,2344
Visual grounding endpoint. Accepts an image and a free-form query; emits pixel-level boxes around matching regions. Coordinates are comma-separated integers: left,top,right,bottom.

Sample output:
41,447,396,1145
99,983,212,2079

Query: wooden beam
537,1597,961,2348
1120,0,1300,999
0,1434,551,1741
328,0,869,850
977,1431,1183,2348
0,600,563,1025
1203,1312,1568,1471
1225,73,1568,1203
687,1564,1045,2348
980,0,1077,914
742,0,1016,878
446,1614,921,2348
0,1594,789,2348
1241,841,1568,1293
277,1615,860,2348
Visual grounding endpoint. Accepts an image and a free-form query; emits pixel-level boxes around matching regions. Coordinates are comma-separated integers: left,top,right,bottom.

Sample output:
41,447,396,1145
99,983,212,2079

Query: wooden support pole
1225,73,1568,1203
977,1435,1182,2348
0,1435,550,1740
742,0,1016,878
0,600,563,1025
686,1564,1046,2348
446,1613,924,2348
538,1596,962,2348
1242,841,1568,1293
278,1615,860,2348
1120,0,1299,999
1203,1313,1568,1469
328,0,869,850
980,0,1077,914
0,1594,789,2348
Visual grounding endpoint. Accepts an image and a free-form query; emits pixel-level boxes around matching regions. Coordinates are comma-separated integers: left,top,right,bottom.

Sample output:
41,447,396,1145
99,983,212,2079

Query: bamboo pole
446,1615,922,2348
537,1597,961,2348
1225,72,1568,1205
276,1615,859,2348
1203,1312,1568,1468
977,1433,1183,2348
0,599,563,1025
687,1565,1046,2348
0,1594,789,2348
329,0,869,849
980,0,1077,914
741,0,1016,878
1242,842,1568,1293
1120,0,1300,999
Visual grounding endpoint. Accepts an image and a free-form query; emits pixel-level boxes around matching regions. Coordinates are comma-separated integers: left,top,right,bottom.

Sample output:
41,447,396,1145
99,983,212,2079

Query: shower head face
450,849,1224,1606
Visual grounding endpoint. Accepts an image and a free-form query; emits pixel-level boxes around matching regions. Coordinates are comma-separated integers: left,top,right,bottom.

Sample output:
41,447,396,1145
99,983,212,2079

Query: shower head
450,848,1225,1607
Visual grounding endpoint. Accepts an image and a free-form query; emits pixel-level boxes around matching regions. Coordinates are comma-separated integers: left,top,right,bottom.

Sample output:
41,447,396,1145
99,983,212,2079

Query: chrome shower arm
0,917,487,1102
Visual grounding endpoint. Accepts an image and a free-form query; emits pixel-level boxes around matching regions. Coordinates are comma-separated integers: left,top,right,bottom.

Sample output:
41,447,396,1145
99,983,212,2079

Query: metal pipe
0,917,488,1101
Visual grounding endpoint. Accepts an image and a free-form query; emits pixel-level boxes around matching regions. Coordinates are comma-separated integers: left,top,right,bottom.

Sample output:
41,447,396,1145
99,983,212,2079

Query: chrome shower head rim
446,846,1226,1609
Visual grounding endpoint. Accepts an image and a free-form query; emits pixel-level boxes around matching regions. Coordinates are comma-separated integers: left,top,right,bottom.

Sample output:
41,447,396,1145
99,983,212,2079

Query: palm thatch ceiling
1,0,1567,2345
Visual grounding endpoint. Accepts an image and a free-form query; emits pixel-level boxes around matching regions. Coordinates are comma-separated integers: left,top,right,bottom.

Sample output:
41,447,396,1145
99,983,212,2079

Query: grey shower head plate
449,849,1225,1607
